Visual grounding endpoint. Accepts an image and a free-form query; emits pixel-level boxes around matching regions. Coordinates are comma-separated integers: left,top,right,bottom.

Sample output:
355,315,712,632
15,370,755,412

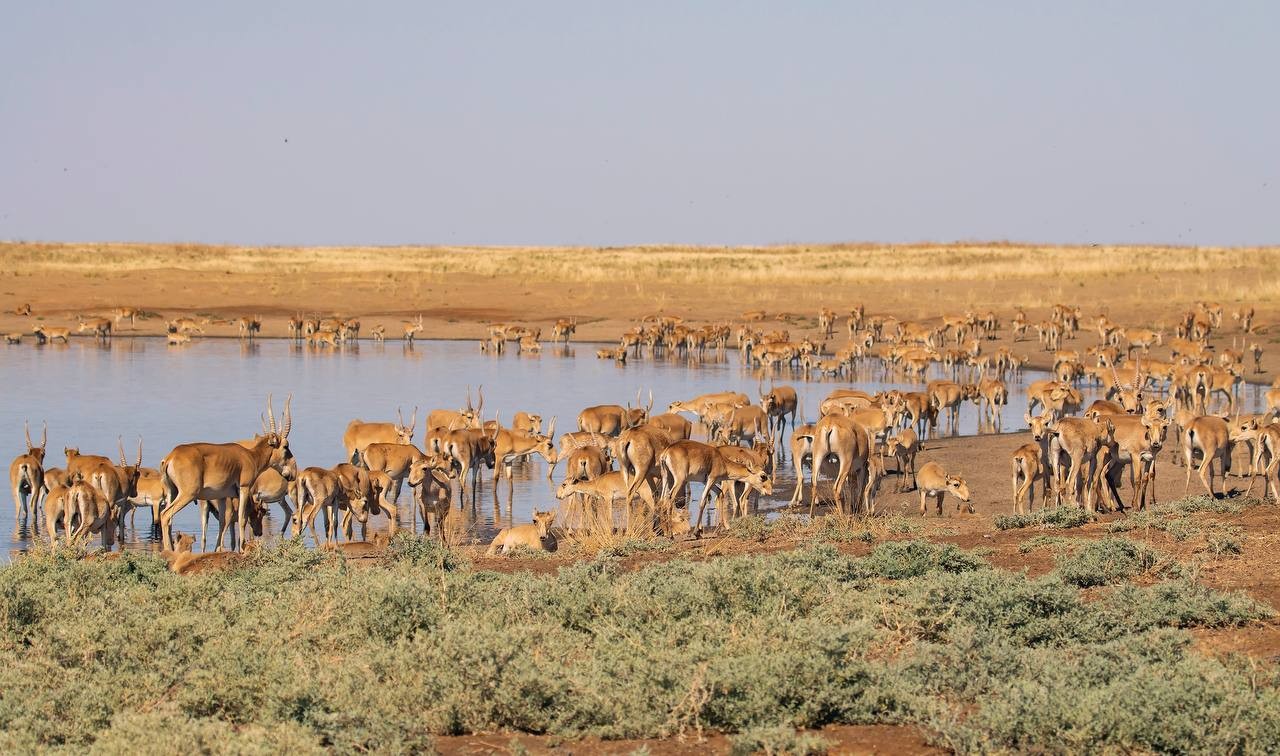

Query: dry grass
4,240,1278,287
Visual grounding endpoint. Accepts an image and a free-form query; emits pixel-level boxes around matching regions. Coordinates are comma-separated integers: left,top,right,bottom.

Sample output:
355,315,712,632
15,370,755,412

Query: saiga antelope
556,471,659,533
9,422,47,519
1182,415,1232,498
808,414,871,517
486,510,557,555
158,396,293,551
1010,443,1045,514
658,441,772,534
884,429,920,492
915,461,972,516
759,383,798,441
342,407,416,465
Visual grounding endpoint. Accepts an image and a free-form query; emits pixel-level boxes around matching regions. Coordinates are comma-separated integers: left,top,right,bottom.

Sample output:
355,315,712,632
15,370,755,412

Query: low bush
1054,537,1159,587
995,506,1092,531
0,538,1274,753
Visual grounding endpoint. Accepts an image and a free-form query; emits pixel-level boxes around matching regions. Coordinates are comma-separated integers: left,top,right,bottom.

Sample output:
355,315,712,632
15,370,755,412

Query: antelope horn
547,416,557,438
476,385,484,416
647,389,654,414
136,436,143,467
118,436,127,466
397,406,406,428
24,421,32,450
410,406,418,434
41,422,46,450
465,385,473,412
266,394,277,435
282,394,292,438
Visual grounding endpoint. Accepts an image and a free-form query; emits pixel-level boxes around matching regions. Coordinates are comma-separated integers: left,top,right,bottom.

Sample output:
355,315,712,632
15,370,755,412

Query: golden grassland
4,240,1279,288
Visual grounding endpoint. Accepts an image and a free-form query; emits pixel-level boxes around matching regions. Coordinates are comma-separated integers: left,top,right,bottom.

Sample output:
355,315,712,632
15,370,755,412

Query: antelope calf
915,461,972,516
884,430,920,492
1010,443,1046,514
486,510,557,555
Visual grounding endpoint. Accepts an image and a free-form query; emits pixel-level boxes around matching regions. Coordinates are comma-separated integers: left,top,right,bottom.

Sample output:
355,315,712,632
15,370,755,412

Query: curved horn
41,422,46,450
547,416,557,438
136,436,143,467
476,385,484,417
409,406,418,435
282,394,293,438
465,385,473,412
118,436,127,466
24,421,32,451
397,406,405,428
647,389,654,414
266,393,277,435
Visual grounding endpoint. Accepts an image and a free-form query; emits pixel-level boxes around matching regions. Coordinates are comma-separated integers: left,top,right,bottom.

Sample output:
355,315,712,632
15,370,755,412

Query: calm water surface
1,338,1270,559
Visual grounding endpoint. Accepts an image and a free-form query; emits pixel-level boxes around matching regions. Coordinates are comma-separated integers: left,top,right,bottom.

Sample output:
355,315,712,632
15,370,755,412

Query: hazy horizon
2,2,1276,248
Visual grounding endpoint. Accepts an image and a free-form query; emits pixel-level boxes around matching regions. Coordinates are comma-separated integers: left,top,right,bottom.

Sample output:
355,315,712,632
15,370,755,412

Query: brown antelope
427,387,483,432
658,441,772,534
295,467,367,545
809,414,871,517
3,333,20,344
926,380,965,433
249,467,294,535
442,425,499,504
884,429,920,492
817,307,836,338
403,315,424,343
369,324,386,343
166,331,192,346
511,411,543,434
714,406,770,446
916,461,973,516
964,377,1008,428
614,423,678,508
9,422,47,519
668,391,750,421
33,325,70,344
486,510,557,554
78,317,113,340
1233,306,1255,334
64,438,143,540
1243,423,1280,499
759,383,798,440
552,317,577,343
403,456,453,539
1249,342,1263,375
1182,415,1232,498
158,396,293,551
237,315,262,340
1099,414,1169,511
578,391,652,436
1044,415,1112,511
1010,442,1046,514
646,412,692,441
42,483,77,545
361,440,427,511
342,408,416,464
493,421,558,483
716,441,775,518
69,479,117,545
557,471,659,532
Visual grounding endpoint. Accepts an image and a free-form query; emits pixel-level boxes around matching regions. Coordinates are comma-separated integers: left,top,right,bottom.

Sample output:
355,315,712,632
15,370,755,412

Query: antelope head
261,394,294,469
23,421,47,464
947,476,973,511
116,436,144,498
396,406,418,444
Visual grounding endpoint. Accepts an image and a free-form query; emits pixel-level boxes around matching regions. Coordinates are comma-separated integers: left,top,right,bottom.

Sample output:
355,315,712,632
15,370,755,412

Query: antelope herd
5,298,1278,563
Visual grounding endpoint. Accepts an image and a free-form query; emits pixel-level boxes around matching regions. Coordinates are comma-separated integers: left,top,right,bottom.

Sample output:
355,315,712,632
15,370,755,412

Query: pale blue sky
1,2,1276,246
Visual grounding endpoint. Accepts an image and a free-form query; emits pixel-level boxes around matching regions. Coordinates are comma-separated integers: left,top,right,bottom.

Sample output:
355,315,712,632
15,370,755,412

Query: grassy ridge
1,534,1276,754
3,241,1277,286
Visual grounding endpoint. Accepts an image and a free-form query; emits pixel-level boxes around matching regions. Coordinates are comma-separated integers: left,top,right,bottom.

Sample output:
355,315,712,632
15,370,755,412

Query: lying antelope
486,510,557,555
916,461,972,516
9,422,47,519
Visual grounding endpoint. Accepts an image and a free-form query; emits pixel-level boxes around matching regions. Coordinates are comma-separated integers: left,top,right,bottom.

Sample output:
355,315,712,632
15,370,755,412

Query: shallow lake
1,338,1270,559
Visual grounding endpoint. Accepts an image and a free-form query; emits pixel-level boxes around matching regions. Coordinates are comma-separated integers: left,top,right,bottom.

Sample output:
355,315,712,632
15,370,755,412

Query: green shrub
730,725,830,755
1054,538,1159,587
995,506,1092,531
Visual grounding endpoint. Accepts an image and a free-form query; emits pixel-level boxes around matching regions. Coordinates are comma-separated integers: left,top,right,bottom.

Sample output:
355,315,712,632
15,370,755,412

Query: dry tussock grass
4,240,1278,287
